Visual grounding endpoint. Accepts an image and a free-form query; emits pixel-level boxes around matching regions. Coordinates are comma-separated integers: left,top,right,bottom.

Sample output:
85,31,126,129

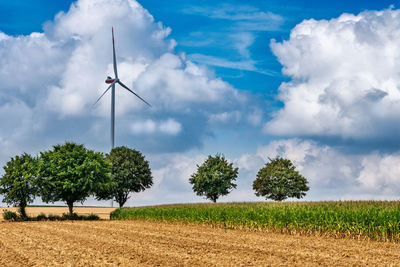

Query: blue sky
0,0,400,206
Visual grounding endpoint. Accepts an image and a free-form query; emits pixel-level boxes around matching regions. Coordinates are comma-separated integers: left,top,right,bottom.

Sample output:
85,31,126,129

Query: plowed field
0,220,399,266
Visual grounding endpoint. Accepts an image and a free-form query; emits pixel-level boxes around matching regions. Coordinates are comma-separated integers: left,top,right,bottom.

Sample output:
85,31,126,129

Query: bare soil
0,220,399,266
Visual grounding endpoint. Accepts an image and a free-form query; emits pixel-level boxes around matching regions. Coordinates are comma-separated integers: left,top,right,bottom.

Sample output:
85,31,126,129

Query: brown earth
0,220,399,266
0,207,116,220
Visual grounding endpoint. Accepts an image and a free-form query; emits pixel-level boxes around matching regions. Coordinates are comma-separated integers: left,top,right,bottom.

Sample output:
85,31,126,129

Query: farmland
0,220,399,266
0,206,116,220
111,201,400,242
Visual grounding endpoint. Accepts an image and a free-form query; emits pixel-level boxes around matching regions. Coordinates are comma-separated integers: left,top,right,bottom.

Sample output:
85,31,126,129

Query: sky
0,0,400,206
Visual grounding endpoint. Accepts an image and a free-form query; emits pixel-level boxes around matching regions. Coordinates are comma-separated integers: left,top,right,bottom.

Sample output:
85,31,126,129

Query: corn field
110,201,400,242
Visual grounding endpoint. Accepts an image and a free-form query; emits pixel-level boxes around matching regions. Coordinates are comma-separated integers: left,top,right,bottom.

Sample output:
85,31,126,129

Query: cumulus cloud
0,0,258,166
134,53,237,109
39,0,248,122
357,153,400,195
264,8,400,144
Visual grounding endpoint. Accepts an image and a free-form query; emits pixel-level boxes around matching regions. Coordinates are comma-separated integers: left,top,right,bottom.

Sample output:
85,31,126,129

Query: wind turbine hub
105,77,115,84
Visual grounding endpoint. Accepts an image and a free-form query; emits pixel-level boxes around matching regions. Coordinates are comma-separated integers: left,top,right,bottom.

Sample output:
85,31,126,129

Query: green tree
0,153,38,219
37,142,112,215
253,157,309,201
105,146,153,207
189,154,238,202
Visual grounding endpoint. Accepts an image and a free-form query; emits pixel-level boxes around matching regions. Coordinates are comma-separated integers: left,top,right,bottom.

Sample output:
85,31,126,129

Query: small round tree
37,142,112,215
105,146,153,207
189,154,238,203
0,153,38,219
253,157,309,201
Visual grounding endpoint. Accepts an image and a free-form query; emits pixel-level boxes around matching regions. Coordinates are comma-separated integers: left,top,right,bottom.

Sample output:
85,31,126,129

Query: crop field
111,201,400,242
0,220,399,266
0,206,116,220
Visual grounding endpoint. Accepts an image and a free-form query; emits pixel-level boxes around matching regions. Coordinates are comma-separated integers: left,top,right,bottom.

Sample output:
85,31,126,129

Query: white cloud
0,32,67,97
232,32,254,58
182,4,284,31
264,8,400,141
153,154,204,190
189,53,255,70
357,153,400,195
134,52,239,109
0,0,260,162
209,111,241,124
159,118,182,135
130,119,157,134
41,0,245,117
247,109,263,126
188,53,278,76
0,137,25,176
0,0,249,122
131,118,182,135
0,32,9,41
235,153,264,172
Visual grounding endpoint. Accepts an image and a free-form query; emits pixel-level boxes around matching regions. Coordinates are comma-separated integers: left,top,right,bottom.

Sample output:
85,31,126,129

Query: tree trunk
19,204,27,219
67,200,74,215
118,197,127,208
117,193,128,208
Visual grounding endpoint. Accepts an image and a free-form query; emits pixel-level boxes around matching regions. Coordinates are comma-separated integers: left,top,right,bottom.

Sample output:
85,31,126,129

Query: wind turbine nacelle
105,77,115,84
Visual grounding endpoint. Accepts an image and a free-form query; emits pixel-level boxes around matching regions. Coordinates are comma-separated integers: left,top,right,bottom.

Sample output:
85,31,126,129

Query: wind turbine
93,27,151,151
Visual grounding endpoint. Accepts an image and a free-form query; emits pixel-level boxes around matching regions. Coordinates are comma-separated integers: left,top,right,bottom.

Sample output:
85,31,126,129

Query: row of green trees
0,142,310,219
189,154,310,203
0,143,152,218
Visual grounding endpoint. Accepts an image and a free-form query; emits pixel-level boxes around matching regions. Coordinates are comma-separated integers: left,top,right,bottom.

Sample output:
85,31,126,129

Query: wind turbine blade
92,81,116,107
117,81,151,107
112,27,118,78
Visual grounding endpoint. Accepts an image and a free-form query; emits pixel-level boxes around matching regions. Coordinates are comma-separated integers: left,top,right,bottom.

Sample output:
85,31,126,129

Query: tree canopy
253,157,309,201
105,146,153,207
189,154,238,202
37,142,112,214
0,153,38,218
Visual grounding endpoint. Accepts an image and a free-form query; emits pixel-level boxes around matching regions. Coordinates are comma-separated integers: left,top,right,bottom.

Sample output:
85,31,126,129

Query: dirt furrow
0,220,399,266
56,221,399,265
20,222,222,266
